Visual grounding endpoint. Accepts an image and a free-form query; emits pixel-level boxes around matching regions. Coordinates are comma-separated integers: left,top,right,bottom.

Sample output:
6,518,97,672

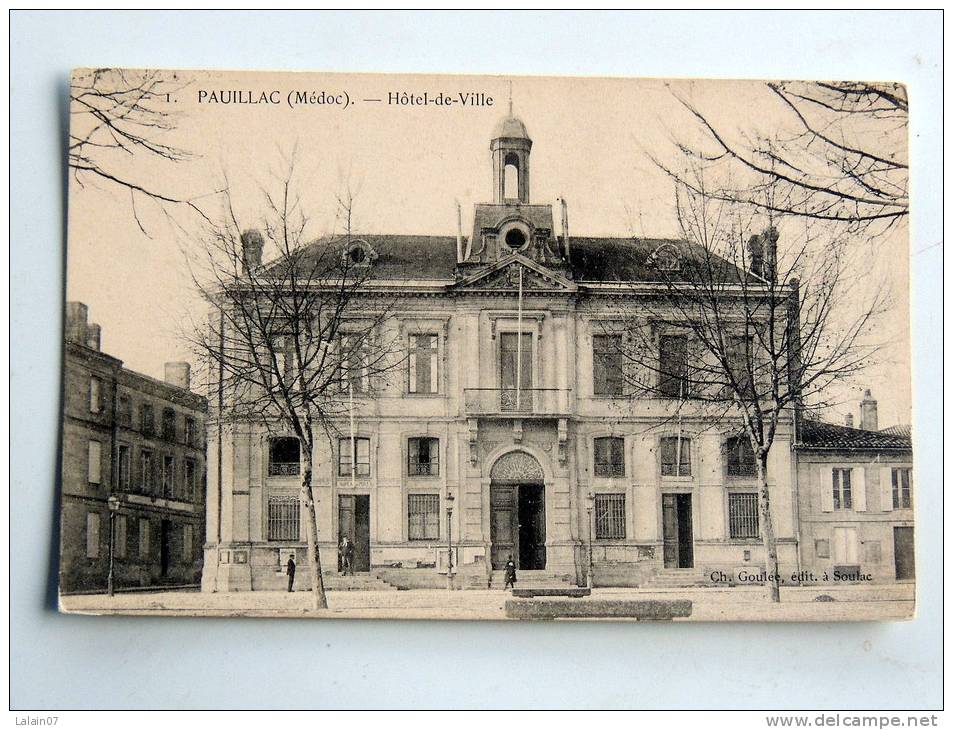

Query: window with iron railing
593,437,625,477
594,493,626,539
408,437,439,476
728,492,759,539
267,495,300,541
269,437,301,476
408,494,440,540
726,436,757,477
660,436,692,477
339,437,371,478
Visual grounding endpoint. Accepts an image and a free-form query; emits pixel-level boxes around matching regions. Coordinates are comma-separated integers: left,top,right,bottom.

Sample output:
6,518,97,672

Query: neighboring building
203,113,804,592
795,390,914,583
60,302,207,593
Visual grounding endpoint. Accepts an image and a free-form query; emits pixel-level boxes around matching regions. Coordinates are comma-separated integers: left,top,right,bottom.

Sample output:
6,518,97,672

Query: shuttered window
833,468,852,510
892,468,912,509
408,494,440,540
594,493,626,539
593,335,624,396
409,334,439,394
728,492,759,539
87,440,102,484
85,512,100,558
267,496,300,541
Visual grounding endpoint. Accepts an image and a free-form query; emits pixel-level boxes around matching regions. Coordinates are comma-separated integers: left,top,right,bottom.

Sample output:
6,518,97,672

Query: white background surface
10,10,942,709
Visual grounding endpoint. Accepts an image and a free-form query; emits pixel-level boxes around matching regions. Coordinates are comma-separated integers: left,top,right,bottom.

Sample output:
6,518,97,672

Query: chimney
560,198,570,258
860,389,878,431
85,323,101,352
763,227,779,282
164,362,191,391
845,413,854,428
747,235,764,278
65,301,88,345
241,229,265,274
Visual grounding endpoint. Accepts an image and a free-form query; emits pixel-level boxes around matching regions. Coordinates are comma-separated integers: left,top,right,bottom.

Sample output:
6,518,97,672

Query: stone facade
202,114,812,591
60,302,207,593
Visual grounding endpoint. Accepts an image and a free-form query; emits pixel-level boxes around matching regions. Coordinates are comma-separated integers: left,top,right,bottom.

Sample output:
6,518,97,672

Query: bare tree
186,169,402,611
69,68,210,231
597,170,885,602
658,81,908,237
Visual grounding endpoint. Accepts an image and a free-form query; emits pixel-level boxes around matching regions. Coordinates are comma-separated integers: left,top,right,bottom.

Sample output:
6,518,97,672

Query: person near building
286,554,296,593
504,555,517,590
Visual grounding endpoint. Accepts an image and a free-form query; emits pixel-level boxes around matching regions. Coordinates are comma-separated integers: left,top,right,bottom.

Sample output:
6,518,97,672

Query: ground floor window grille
594,493,626,539
408,494,440,540
268,495,300,541
728,492,760,539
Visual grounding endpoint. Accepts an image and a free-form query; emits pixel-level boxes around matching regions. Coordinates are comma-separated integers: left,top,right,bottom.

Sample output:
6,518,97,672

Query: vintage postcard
59,69,913,620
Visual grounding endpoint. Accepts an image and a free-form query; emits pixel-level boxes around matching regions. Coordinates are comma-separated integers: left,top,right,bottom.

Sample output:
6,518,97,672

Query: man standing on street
286,553,296,593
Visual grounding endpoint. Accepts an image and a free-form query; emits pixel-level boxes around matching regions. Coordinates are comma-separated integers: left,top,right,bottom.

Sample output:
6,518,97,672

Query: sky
66,70,911,428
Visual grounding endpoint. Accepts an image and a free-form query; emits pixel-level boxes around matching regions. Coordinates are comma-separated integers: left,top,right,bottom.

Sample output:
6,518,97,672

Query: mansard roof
283,233,750,285
798,419,912,452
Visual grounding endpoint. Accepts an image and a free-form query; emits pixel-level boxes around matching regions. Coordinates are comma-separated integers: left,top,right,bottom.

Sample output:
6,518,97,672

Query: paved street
60,583,915,621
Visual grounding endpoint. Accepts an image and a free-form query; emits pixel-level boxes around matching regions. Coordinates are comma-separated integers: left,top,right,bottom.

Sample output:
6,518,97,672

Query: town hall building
202,113,811,591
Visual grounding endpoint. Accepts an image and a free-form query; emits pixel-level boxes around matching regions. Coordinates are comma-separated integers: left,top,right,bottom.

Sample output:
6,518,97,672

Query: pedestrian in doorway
340,535,354,576
286,554,296,593
504,555,517,590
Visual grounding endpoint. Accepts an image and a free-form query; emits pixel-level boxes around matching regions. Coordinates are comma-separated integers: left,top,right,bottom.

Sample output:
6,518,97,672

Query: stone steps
643,569,710,588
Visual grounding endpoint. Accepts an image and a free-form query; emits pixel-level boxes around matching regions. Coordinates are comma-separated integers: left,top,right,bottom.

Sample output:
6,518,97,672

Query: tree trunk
300,455,327,611
757,452,781,603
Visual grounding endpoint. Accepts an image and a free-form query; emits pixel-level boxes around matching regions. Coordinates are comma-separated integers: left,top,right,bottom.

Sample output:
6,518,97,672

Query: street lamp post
107,494,121,597
446,490,455,591
585,492,594,589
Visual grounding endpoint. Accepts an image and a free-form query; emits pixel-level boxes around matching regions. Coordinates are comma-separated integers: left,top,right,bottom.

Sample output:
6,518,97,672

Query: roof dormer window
343,239,376,268
649,243,681,272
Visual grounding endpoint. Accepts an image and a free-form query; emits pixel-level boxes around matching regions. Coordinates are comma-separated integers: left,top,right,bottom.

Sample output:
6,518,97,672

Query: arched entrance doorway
489,451,546,570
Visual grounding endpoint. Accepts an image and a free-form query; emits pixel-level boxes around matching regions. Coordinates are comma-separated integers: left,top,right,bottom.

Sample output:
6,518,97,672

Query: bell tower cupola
491,110,532,205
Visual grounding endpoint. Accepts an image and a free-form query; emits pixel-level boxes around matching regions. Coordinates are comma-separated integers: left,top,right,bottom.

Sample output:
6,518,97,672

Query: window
267,495,300,541
594,494,626,539
140,404,155,436
660,436,692,477
408,334,439,394
340,334,369,394
728,493,760,539
162,455,175,498
118,395,132,427
115,515,127,559
87,440,102,484
408,494,440,540
85,512,100,558
268,437,301,476
184,417,196,447
726,336,755,398
140,450,154,494
184,459,197,501
118,444,131,489
408,437,439,476
832,468,852,510
89,377,102,413
268,334,294,386
338,437,371,478
161,408,176,441
726,436,756,477
138,519,150,559
593,334,624,396
593,437,625,477
499,332,534,411
183,524,194,562
892,468,912,509
658,334,690,398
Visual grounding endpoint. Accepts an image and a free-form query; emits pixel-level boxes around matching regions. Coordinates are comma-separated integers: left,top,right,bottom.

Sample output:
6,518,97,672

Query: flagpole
516,265,523,411
349,380,356,490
